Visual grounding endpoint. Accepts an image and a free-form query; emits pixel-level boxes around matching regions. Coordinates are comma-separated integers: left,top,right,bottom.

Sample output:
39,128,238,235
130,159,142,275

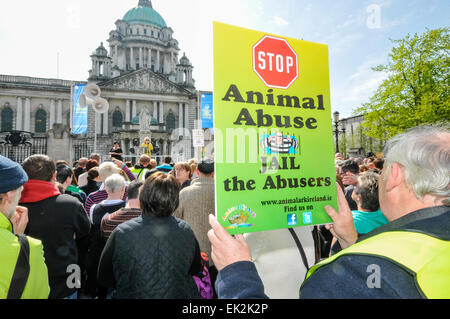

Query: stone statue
139,107,151,131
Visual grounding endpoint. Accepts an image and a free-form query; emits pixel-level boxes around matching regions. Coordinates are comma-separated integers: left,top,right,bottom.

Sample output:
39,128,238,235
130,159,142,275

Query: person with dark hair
340,159,359,211
19,155,91,299
109,142,123,161
373,158,384,171
80,167,100,196
351,171,388,234
73,158,88,185
156,156,173,173
97,172,202,299
174,162,192,189
144,168,159,180
101,180,143,241
56,165,85,204
77,159,99,187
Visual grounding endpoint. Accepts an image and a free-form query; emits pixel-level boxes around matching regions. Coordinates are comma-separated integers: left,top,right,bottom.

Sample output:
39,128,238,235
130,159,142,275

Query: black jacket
98,214,202,299
80,180,100,196
23,194,91,298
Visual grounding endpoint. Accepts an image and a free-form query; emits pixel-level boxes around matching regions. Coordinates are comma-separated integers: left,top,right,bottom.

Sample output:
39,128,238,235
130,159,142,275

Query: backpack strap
288,228,310,271
7,234,30,299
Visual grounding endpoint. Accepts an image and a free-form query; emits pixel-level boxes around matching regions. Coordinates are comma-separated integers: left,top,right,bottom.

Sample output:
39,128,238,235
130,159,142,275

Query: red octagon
253,35,299,89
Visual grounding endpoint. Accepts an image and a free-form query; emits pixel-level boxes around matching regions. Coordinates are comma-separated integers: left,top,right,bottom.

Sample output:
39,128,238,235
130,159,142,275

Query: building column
178,102,183,129
121,140,126,154
50,99,56,129
16,97,23,131
125,100,131,122
147,48,152,68
156,50,160,72
24,98,31,131
130,47,135,69
114,45,118,65
153,101,158,123
57,99,63,124
184,104,189,130
163,140,167,155
159,101,164,124
102,110,108,135
139,47,143,69
132,100,137,120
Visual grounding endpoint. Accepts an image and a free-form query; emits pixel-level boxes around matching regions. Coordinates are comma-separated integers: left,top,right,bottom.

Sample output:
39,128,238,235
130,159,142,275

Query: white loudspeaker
79,94,93,107
92,97,109,114
84,83,101,99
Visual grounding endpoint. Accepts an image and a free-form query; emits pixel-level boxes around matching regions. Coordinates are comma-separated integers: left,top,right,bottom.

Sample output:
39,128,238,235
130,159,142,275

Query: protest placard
213,22,336,235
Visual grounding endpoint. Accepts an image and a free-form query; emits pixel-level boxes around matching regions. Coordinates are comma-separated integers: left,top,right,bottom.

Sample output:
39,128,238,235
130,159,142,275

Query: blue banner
201,92,213,129
72,84,88,135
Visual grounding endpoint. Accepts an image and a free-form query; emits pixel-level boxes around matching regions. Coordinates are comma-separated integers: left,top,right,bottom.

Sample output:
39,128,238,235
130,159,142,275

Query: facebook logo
287,213,297,226
303,212,313,224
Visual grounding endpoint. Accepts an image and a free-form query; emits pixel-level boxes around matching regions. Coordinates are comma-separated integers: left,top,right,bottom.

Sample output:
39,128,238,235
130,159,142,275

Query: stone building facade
0,0,199,164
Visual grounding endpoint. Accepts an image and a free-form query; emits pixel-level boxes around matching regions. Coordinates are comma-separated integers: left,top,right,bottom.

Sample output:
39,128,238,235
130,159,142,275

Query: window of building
166,111,175,133
1,107,13,131
35,109,47,133
112,110,123,128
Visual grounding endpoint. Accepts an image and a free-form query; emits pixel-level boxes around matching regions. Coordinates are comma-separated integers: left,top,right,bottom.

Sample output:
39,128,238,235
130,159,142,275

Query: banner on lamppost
72,84,88,135
213,22,336,235
200,92,213,129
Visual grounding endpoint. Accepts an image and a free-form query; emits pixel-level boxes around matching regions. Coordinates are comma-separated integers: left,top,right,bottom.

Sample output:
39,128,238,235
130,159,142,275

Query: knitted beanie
0,155,28,193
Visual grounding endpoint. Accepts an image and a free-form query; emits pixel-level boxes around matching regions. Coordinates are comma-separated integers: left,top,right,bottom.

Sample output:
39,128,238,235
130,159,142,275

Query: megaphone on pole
79,93,93,107
92,97,109,114
84,83,101,99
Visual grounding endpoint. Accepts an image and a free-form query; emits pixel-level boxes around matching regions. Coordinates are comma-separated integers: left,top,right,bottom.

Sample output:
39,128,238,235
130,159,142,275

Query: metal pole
94,112,97,154
335,121,339,153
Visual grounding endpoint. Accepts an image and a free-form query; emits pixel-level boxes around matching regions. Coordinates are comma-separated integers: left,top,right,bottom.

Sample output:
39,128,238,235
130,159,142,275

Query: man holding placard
209,22,450,299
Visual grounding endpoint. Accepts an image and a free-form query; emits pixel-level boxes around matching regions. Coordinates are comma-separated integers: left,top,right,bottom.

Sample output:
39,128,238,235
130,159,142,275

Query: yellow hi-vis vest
301,231,450,299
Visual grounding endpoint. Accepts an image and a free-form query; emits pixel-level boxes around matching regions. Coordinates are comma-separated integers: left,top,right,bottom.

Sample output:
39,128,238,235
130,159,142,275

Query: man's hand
10,206,29,235
324,183,358,249
208,214,252,271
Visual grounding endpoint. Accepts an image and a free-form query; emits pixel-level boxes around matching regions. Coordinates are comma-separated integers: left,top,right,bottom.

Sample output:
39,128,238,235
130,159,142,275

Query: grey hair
104,173,125,194
383,125,450,205
355,171,380,212
99,162,119,181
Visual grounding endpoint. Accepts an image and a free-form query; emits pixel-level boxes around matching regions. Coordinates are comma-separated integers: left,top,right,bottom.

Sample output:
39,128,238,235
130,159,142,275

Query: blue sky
0,0,448,118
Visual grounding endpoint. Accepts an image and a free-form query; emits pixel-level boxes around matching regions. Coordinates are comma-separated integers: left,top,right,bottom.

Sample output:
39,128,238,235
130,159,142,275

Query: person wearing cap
0,155,50,299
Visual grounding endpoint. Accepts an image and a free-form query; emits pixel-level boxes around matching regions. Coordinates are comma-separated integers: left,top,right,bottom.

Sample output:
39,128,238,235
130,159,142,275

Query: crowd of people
0,125,448,299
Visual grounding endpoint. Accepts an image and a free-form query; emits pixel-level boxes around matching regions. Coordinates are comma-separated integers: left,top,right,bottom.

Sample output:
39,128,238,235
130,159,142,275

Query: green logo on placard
223,204,256,230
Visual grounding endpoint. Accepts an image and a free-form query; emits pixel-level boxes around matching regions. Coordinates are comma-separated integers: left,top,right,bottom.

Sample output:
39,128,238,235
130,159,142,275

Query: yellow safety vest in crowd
301,231,450,299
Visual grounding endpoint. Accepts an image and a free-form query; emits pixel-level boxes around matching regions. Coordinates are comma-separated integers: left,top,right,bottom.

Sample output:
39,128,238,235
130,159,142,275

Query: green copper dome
123,5,167,28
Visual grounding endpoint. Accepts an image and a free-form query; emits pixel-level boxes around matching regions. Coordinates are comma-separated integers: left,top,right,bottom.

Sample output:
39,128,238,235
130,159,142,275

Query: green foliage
356,28,450,140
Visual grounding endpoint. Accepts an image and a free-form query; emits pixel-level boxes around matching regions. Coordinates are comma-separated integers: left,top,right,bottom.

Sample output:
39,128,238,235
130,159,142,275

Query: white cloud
272,16,289,27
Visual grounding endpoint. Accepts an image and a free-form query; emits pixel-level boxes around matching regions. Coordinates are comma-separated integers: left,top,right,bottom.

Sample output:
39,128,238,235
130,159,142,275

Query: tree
356,28,450,140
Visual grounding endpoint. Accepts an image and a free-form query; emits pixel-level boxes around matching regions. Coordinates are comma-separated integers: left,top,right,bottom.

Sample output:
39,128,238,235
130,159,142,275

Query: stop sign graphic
253,35,299,89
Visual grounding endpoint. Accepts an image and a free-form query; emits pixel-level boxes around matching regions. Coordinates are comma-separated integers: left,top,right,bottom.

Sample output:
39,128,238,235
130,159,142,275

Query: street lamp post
333,111,347,155
333,111,340,153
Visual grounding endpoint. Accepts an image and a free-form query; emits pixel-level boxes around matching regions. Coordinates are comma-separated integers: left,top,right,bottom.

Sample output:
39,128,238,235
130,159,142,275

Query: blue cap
0,155,28,193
